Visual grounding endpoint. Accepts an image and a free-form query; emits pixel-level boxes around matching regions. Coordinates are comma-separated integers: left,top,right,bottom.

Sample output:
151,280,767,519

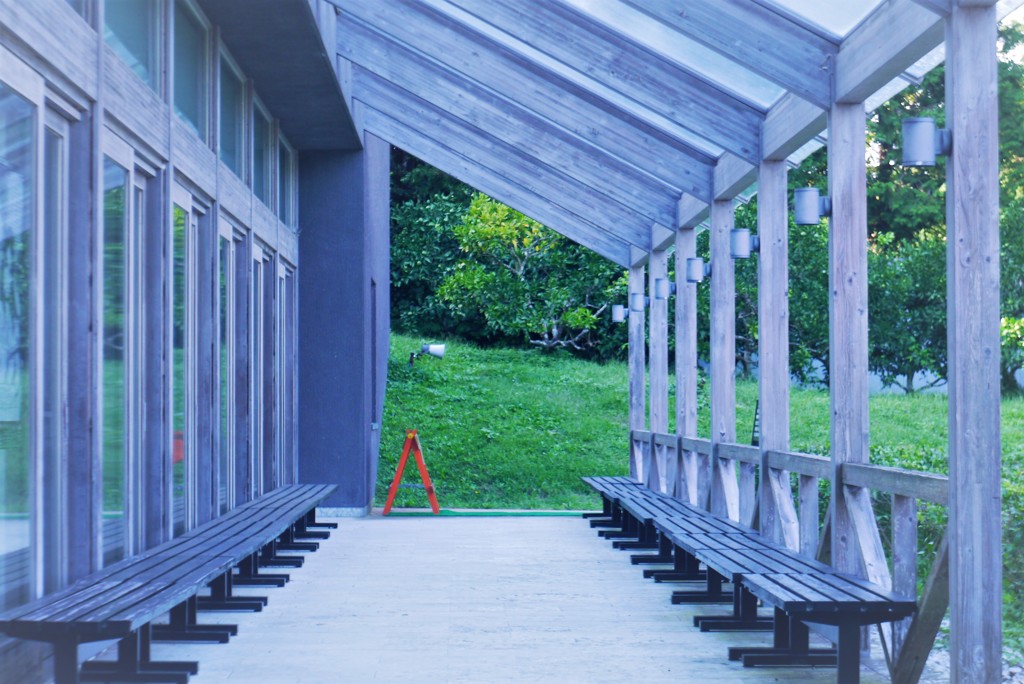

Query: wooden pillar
710,199,739,521
757,160,797,548
946,5,1001,681
628,263,647,481
649,248,669,492
676,228,699,504
828,102,869,579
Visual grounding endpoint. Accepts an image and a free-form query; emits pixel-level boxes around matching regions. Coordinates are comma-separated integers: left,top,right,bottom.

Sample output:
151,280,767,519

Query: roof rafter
335,0,714,198
621,0,837,108
439,0,764,162
355,103,635,266
339,15,687,225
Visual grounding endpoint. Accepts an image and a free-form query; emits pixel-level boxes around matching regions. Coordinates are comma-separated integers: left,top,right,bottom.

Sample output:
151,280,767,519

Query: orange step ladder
382,429,440,515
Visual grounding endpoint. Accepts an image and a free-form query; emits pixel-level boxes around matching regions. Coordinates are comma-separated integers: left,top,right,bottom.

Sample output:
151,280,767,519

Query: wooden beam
628,264,648,481
762,93,828,162
828,102,869,580
891,493,918,660
357,104,632,266
648,248,669,492
757,160,798,549
336,0,715,198
651,223,675,252
341,20,688,224
441,0,765,162
676,229,700,504
677,194,709,230
709,199,739,521
712,154,757,201
764,450,833,479
946,5,1002,682
841,463,948,505
910,0,952,14
620,0,837,108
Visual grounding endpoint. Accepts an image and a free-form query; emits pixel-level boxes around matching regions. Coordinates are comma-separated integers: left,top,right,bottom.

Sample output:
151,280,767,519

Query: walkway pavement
150,514,942,683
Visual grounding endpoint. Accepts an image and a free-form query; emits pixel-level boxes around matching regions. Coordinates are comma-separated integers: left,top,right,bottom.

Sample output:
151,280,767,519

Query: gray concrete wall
298,135,390,513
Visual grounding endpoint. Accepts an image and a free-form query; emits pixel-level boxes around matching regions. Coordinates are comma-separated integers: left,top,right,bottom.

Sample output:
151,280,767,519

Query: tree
437,194,626,355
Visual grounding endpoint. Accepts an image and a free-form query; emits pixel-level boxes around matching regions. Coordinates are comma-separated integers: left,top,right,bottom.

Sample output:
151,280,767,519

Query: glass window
253,106,271,204
277,140,293,225
101,156,128,567
104,0,159,90
171,204,188,536
174,0,209,141
219,57,244,176
0,81,35,610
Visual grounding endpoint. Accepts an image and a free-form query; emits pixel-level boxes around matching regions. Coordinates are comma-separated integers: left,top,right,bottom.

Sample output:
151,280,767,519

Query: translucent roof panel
563,0,786,111
764,0,884,39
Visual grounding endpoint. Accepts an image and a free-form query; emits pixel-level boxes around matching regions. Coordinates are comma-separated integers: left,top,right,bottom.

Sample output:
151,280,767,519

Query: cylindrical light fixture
730,228,751,259
654,277,676,299
611,304,626,323
686,257,705,284
902,116,952,167
794,188,832,225
629,293,648,312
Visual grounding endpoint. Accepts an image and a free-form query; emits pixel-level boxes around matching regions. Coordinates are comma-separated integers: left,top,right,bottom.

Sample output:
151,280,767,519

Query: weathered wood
618,0,836,107
709,199,738,521
842,463,948,505
946,5,1002,682
891,534,949,684
842,486,892,591
675,226,700,504
648,249,669,492
828,102,870,584
628,266,647,481
680,436,712,455
891,494,918,659
716,443,759,465
357,105,631,266
765,450,832,480
799,475,820,559
441,0,765,162
757,159,792,547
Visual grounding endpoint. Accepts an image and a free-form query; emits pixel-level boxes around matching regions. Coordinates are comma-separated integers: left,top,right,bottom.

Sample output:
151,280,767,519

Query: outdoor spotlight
730,228,761,259
793,187,832,225
901,117,952,167
629,293,648,312
654,278,676,300
686,257,710,284
611,304,626,323
408,343,446,367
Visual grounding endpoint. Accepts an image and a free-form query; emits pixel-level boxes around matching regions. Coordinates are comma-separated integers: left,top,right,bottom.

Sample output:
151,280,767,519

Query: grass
378,332,1024,655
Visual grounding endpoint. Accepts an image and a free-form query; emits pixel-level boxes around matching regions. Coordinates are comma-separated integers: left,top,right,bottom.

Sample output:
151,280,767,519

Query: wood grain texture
358,105,631,265
799,474,820,559
675,229,699,504
628,266,647,481
891,494,918,659
649,249,669,492
892,535,949,684
827,102,869,581
336,0,715,194
842,463,948,504
443,0,764,162
945,6,1003,682
709,199,738,521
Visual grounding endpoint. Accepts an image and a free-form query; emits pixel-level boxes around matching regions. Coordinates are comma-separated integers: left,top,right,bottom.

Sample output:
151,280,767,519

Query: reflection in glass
0,82,35,609
172,206,187,536
174,0,208,140
253,108,271,204
104,0,159,89
277,142,291,225
219,58,243,176
102,157,128,566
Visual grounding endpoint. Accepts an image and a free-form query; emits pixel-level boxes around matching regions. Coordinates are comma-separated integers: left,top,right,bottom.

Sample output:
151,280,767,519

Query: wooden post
676,227,699,504
757,160,798,548
710,199,739,521
649,248,669,492
946,5,1002,681
828,102,869,580
628,262,647,482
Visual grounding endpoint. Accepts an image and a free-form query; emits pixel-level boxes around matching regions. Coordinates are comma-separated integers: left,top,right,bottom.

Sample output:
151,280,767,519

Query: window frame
217,49,247,180
172,0,212,143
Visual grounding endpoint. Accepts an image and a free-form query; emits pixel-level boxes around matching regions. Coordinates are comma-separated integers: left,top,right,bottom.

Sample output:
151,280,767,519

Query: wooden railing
628,429,949,684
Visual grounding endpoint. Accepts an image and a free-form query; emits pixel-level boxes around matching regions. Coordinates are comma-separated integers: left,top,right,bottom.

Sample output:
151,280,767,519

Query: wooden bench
0,484,336,684
582,477,916,684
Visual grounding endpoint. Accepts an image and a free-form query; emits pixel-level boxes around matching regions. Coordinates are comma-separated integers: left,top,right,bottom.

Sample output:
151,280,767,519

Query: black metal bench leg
53,639,80,684
294,515,331,540
836,622,861,684
631,531,673,565
695,583,772,632
647,545,705,582
672,568,732,604
81,625,198,683
614,519,658,550
233,553,289,586
728,609,837,666
275,526,319,552
198,571,267,612
151,597,236,643
304,508,337,529
259,539,304,568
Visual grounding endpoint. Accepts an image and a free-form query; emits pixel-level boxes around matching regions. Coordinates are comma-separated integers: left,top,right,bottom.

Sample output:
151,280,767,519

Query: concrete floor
140,514,942,683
